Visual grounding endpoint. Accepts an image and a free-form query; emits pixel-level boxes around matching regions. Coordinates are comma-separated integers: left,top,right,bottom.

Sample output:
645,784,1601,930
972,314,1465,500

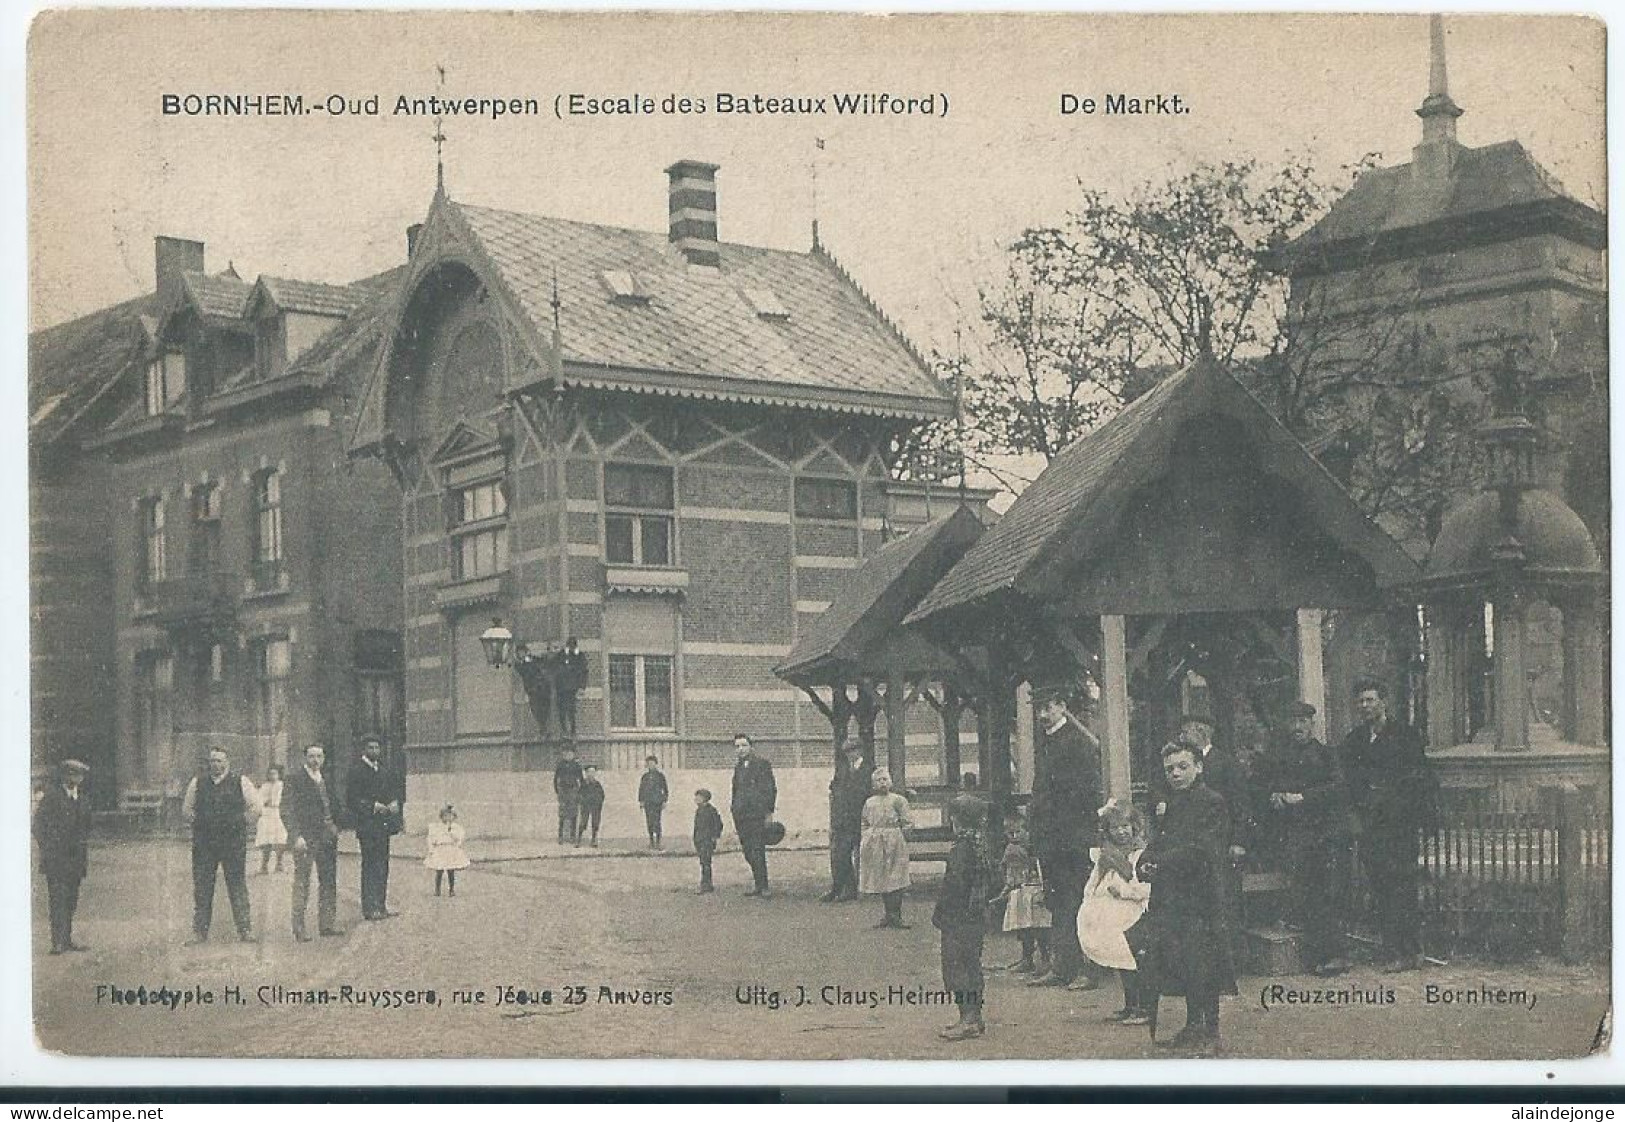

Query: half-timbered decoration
349,164,955,830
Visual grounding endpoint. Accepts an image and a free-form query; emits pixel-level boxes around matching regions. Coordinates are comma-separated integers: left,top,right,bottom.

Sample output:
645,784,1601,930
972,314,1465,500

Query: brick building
349,163,957,833
30,236,407,810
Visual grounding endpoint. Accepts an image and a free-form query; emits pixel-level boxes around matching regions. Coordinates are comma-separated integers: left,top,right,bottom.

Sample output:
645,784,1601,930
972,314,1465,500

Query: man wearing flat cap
1026,683,1103,990
1252,701,1353,975
32,758,93,954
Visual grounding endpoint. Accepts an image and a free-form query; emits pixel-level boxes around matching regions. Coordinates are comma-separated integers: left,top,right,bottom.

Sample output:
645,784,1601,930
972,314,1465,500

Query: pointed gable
907,361,1420,626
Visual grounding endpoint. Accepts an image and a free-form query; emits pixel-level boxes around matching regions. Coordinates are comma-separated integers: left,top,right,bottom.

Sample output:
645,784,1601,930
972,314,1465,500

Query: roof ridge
454,197,824,261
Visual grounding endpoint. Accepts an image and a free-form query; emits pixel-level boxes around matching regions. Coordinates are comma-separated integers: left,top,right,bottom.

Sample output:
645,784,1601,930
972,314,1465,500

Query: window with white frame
608,653,674,731
143,352,186,416
138,497,166,587
450,477,509,580
253,637,292,757
134,651,175,782
604,463,674,566
251,469,283,589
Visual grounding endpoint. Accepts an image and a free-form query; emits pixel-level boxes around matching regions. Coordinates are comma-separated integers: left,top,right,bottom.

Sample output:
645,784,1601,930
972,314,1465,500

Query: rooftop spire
1415,13,1463,145
432,63,449,197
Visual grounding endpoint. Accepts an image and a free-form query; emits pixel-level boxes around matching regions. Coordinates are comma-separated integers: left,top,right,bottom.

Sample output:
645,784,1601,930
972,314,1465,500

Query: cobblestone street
34,839,1609,1062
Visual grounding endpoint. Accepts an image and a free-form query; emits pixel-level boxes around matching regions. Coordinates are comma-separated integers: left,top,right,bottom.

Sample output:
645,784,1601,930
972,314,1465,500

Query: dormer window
602,270,650,306
144,351,186,415
256,315,287,380
742,286,789,321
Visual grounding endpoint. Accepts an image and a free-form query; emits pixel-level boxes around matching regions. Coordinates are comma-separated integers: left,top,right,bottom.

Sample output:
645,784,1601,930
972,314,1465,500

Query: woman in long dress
254,764,288,873
858,768,912,929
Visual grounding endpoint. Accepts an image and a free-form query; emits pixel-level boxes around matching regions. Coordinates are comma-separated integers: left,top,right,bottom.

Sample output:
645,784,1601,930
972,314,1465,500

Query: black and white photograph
20,10,1610,1066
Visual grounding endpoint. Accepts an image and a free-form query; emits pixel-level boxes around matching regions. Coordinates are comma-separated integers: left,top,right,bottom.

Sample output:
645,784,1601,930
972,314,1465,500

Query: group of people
32,737,411,950
552,749,673,849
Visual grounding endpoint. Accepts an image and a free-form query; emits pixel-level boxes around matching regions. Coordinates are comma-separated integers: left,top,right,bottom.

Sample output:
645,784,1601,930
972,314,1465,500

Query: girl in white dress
425,804,471,896
254,764,288,873
1078,799,1151,1024
858,769,912,929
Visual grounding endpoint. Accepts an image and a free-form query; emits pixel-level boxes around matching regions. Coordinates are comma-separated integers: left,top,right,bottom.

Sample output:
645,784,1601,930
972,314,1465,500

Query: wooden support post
855,682,879,773
1296,607,1328,742
1012,682,1035,795
941,691,964,789
1424,604,1460,749
1100,614,1133,800
884,675,908,789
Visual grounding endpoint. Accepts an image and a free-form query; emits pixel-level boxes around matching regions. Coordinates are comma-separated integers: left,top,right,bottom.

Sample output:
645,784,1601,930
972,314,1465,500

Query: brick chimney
407,223,424,258
665,160,720,267
154,235,205,307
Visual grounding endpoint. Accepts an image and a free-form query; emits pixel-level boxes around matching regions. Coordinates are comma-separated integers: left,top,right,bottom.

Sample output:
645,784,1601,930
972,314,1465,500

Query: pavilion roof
906,360,1421,626
777,504,986,685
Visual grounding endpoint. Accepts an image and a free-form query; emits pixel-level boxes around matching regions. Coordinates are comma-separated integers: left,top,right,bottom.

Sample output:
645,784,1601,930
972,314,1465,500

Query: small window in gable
742,286,789,321
602,271,650,306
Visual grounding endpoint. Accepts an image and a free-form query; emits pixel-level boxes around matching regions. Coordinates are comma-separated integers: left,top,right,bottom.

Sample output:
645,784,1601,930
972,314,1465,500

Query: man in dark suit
554,745,584,844
730,733,777,898
555,637,589,739
281,743,342,941
348,737,402,921
1027,685,1103,990
822,741,870,902
181,747,261,944
1254,701,1354,975
1339,679,1437,972
32,758,93,954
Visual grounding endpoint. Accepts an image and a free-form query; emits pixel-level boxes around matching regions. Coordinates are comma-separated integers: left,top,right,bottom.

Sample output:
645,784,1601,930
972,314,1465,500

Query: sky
29,11,1604,346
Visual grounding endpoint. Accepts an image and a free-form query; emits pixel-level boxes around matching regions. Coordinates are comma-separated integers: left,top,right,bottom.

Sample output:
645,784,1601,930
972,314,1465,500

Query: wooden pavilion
904,359,1423,806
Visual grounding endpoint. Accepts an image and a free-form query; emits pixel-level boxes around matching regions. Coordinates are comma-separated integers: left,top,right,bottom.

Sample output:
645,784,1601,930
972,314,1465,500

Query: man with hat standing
33,758,93,954
1252,701,1353,976
348,736,404,922
1027,683,1103,991
822,740,870,903
181,747,261,944
730,733,777,898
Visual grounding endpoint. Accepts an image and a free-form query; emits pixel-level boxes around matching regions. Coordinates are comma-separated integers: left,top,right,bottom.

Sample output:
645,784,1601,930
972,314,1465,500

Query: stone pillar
1492,592,1529,751
1295,608,1328,742
1562,597,1607,747
1425,601,1461,749
1100,614,1133,800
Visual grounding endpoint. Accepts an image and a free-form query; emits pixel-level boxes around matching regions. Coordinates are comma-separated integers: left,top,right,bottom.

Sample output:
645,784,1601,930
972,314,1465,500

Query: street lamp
479,617,514,668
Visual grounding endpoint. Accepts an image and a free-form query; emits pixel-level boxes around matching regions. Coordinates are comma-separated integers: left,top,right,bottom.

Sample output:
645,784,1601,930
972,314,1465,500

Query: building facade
31,236,407,811
349,162,957,832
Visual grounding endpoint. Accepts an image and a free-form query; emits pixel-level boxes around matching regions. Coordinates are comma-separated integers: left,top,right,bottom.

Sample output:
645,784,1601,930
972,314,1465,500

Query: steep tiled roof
258,275,369,318
28,291,158,447
907,361,1420,625
284,266,408,377
182,270,254,319
1284,141,1604,260
450,201,951,418
777,505,985,684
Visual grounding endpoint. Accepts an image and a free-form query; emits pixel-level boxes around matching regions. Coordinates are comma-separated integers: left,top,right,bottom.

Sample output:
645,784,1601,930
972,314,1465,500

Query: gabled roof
181,270,254,320
907,361,1420,625
777,505,985,685
28,291,160,447
1279,140,1605,269
449,199,950,417
253,275,369,318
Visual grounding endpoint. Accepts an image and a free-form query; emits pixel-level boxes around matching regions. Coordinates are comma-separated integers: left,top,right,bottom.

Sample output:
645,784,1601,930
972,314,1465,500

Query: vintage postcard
24,10,1609,1064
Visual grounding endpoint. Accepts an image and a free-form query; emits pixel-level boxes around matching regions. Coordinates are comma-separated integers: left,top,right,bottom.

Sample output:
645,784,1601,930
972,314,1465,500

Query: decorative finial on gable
1416,14,1463,144
432,63,449,197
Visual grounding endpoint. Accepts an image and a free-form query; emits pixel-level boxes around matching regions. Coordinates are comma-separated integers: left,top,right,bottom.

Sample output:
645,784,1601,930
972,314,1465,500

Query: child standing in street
1079,799,1152,1025
425,804,470,897
254,764,288,874
577,766,606,847
934,794,992,1041
999,814,1051,974
858,768,912,929
693,789,723,894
